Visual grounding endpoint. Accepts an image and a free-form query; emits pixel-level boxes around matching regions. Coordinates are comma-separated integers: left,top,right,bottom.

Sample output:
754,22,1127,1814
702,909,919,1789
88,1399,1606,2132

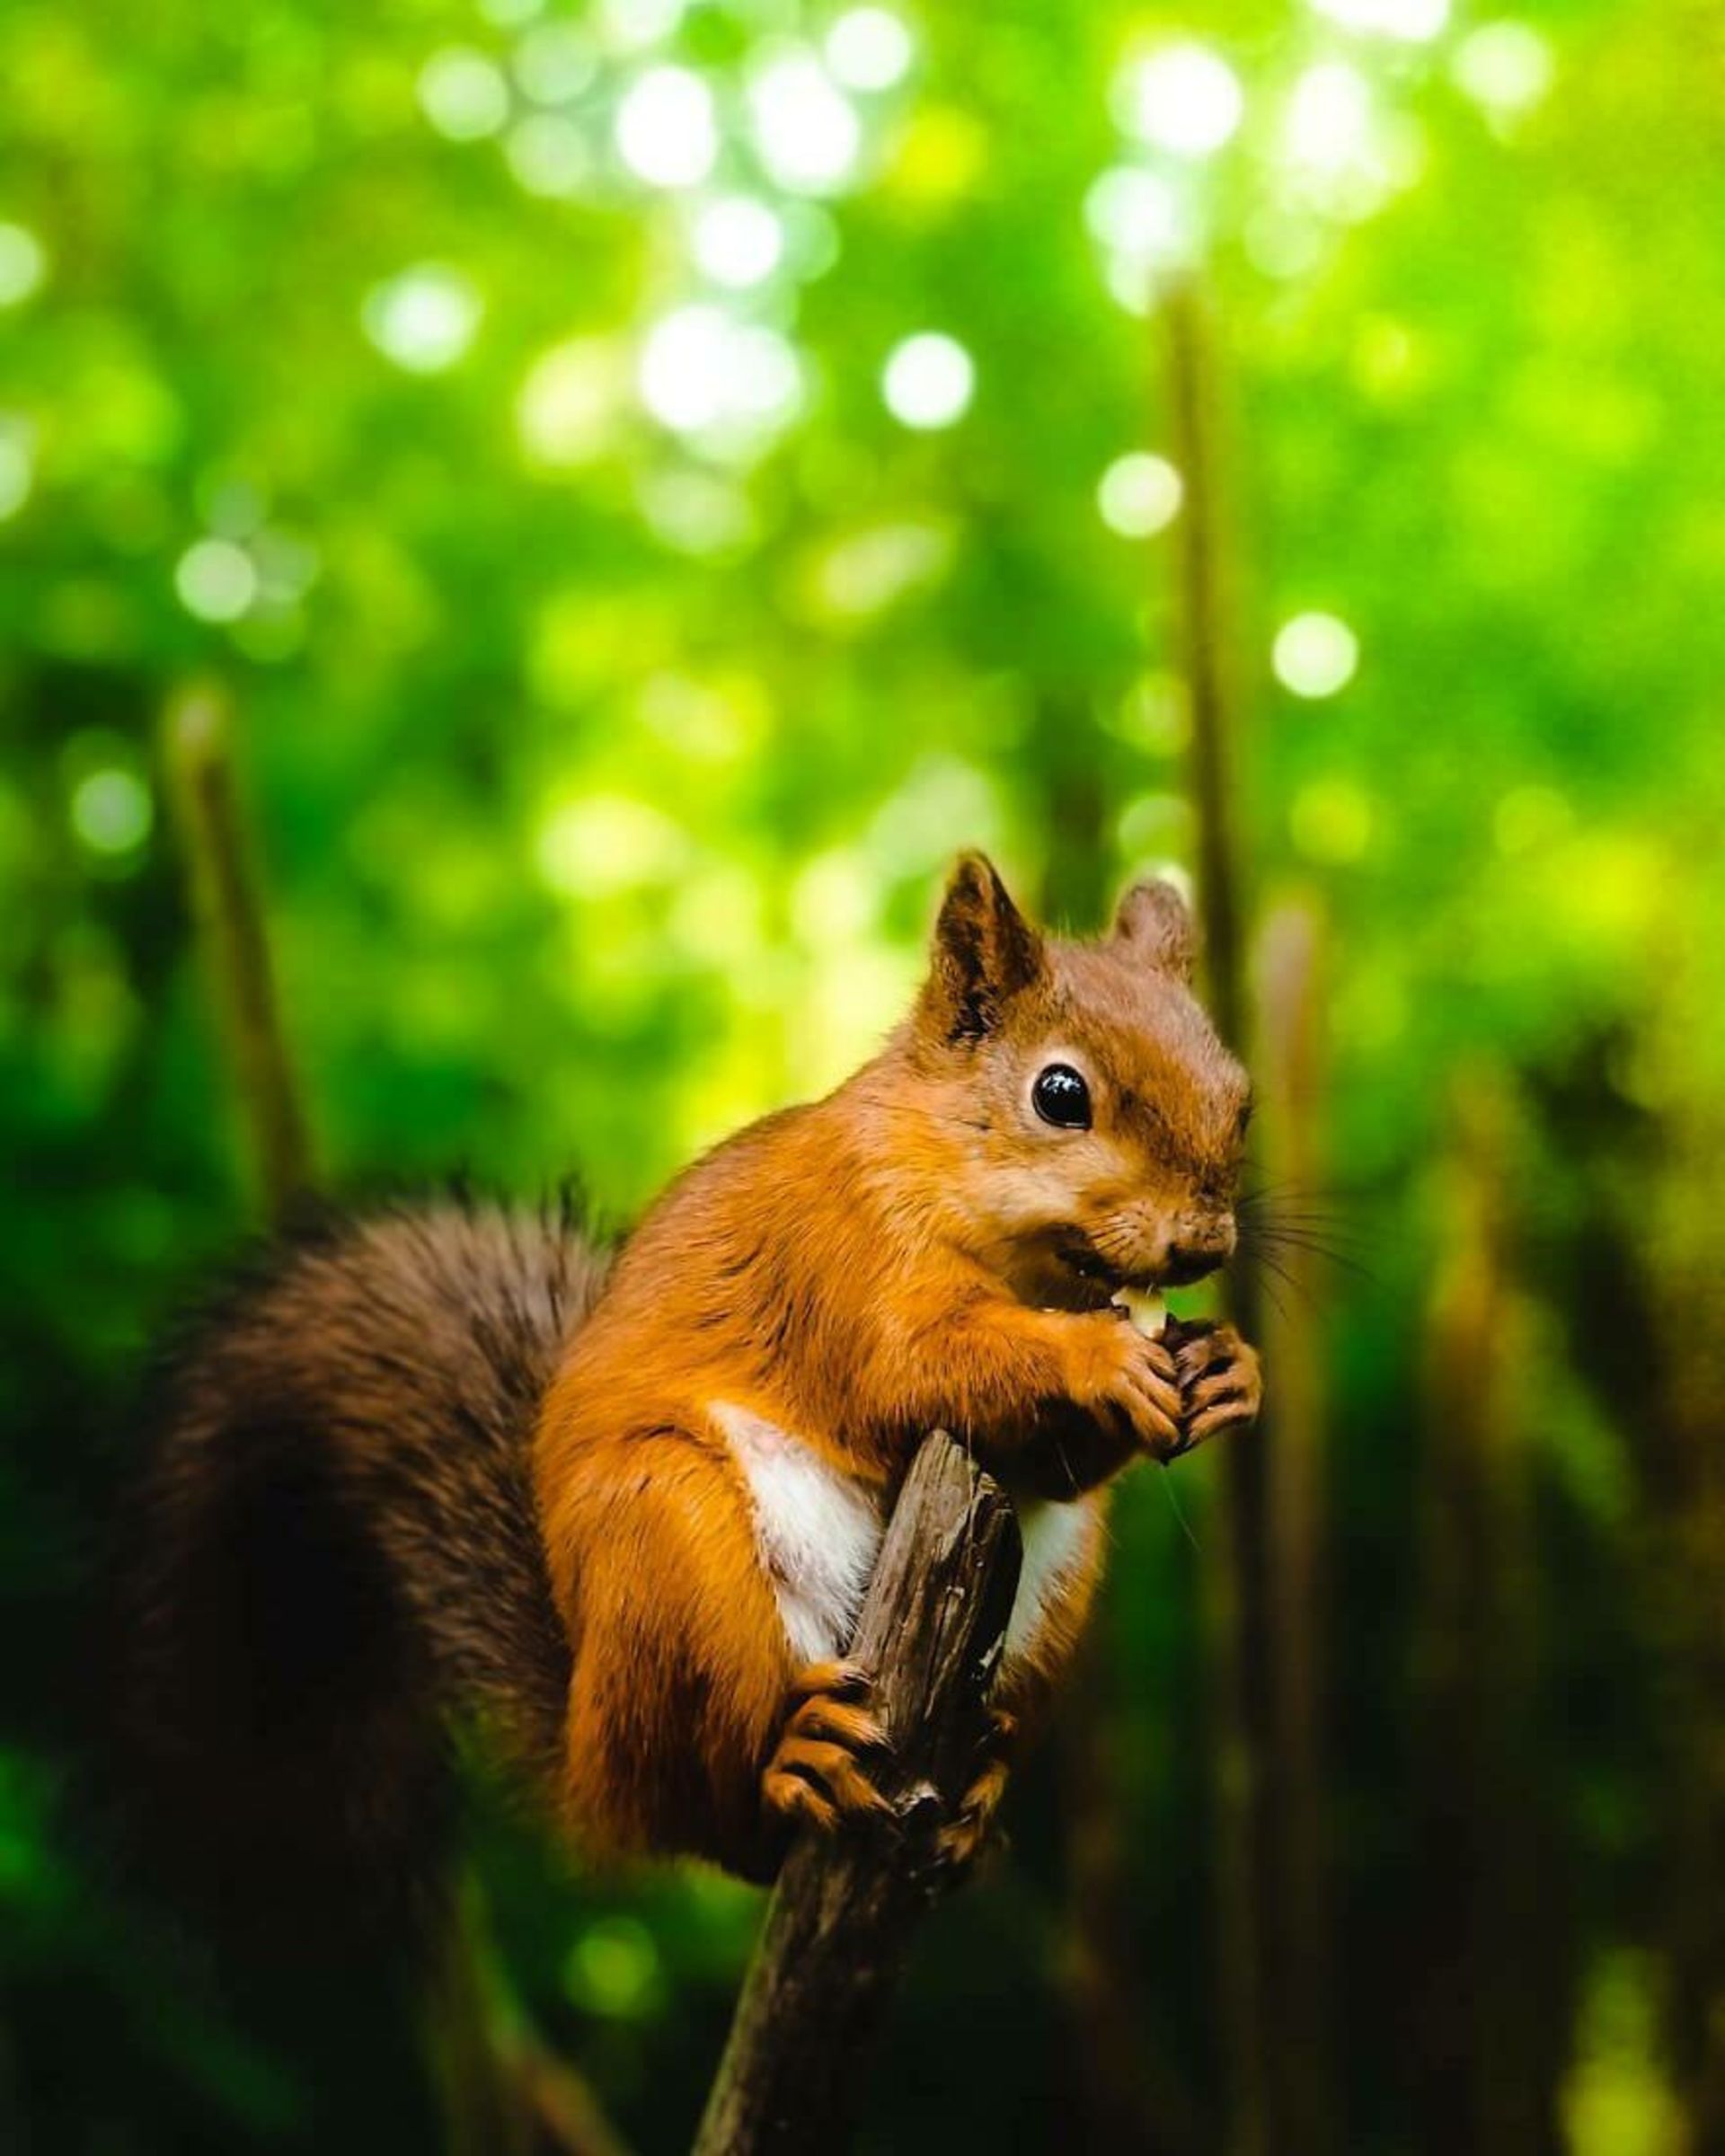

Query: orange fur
534,854,1258,1876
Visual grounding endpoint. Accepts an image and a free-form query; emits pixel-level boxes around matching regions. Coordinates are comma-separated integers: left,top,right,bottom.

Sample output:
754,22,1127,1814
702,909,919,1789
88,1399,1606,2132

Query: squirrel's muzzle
1159,1213,1237,1286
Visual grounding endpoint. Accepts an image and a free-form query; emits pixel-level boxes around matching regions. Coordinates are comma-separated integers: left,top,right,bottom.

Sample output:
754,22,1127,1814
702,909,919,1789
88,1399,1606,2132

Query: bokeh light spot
881,332,974,430
71,769,153,855
1273,611,1359,698
1084,168,1189,279
615,66,718,190
1285,61,1375,173
825,7,915,93
362,266,482,374
1453,22,1554,115
512,24,597,104
565,1915,662,2018
637,308,802,441
749,53,861,194
728,327,802,423
174,538,258,623
518,338,622,467
640,310,729,431
417,49,511,141
507,115,589,197
1114,44,1244,158
1117,792,1193,856
693,196,784,288
1098,453,1183,537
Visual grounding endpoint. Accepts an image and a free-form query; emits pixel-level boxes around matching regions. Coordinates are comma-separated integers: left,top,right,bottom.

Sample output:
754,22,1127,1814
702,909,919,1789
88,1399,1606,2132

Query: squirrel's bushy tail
111,1196,607,1950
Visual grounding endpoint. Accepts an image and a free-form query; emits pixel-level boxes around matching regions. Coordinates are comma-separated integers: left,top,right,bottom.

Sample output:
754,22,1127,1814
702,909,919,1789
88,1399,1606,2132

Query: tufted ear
922,853,1045,1042
1111,876,1198,980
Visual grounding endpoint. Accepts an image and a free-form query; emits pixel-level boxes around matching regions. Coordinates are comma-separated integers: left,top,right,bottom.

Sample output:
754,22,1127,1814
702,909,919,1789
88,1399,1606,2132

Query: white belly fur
714,1402,1095,1675
712,1403,884,1666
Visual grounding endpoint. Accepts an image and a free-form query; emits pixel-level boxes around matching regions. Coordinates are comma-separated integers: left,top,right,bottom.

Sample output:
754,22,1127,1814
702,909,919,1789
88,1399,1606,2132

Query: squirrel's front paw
934,1706,1016,1876
1067,1314,1185,1461
761,1660,895,1838
1168,1321,1262,1454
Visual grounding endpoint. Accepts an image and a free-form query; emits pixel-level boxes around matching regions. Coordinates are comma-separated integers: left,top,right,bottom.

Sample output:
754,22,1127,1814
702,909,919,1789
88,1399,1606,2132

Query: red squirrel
119,855,1259,1918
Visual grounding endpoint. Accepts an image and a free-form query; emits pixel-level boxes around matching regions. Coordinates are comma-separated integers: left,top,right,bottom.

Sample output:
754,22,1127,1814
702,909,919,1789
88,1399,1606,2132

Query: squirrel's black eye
1032,1063,1092,1130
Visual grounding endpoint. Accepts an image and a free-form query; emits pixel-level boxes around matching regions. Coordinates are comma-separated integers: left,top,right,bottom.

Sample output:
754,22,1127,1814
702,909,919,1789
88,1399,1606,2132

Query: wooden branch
693,1433,1022,2156
162,679,314,1225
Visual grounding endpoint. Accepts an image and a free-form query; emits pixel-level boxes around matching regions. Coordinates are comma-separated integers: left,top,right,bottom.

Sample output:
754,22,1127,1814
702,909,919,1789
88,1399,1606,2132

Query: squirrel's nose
1162,1216,1236,1286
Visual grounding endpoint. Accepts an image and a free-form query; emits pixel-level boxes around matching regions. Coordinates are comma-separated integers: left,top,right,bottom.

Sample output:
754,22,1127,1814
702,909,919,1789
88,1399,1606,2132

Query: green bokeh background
4,0,1721,2150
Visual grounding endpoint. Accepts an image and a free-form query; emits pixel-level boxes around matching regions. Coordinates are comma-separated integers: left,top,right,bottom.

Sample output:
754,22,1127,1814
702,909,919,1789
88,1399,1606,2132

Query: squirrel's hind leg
551,1428,798,1871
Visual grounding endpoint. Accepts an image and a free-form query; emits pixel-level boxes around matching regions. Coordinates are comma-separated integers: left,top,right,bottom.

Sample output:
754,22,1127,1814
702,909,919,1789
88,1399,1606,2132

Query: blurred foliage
3,0,1722,2150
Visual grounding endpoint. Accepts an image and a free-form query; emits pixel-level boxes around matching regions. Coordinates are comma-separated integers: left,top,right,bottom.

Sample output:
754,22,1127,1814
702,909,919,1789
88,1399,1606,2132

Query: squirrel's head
907,853,1252,1312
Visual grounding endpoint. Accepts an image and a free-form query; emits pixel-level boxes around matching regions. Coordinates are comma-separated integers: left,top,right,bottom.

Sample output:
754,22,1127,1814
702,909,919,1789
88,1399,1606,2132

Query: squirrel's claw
762,1665,894,1841
787,1657,872,1703
1167,1321,1262,1454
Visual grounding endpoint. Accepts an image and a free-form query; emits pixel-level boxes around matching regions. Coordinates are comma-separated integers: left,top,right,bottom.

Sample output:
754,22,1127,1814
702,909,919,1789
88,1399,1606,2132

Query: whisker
1251,1233,1371,1276
1237,1185,1365,1231
1157,1461,1202,1554
1250,1221,1370,1256
1248,1230,1376,1282
1249,1250,1324,1311
1240,1177,1359,1205
1239,1201,1368,1241
1244,1202,1348,1224
1236,1179,1376,1275
1253,1205,1369,1232
1246,1260,1294,1321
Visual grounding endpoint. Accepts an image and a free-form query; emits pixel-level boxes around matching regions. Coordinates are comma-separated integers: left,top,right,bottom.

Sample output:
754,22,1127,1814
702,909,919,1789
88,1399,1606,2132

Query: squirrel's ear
1112,876,1198,980
923,853,1045,1042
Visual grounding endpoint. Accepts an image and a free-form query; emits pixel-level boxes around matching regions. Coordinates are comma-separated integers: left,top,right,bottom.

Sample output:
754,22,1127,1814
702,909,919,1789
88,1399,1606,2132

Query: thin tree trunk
1161,270,1275,2156
1636,1040,1725,2148
694,1433,1022,2155
1254,901,1335,2152
162,680,314,1223
1409,1074,1560,2156
1039,684,1114,932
